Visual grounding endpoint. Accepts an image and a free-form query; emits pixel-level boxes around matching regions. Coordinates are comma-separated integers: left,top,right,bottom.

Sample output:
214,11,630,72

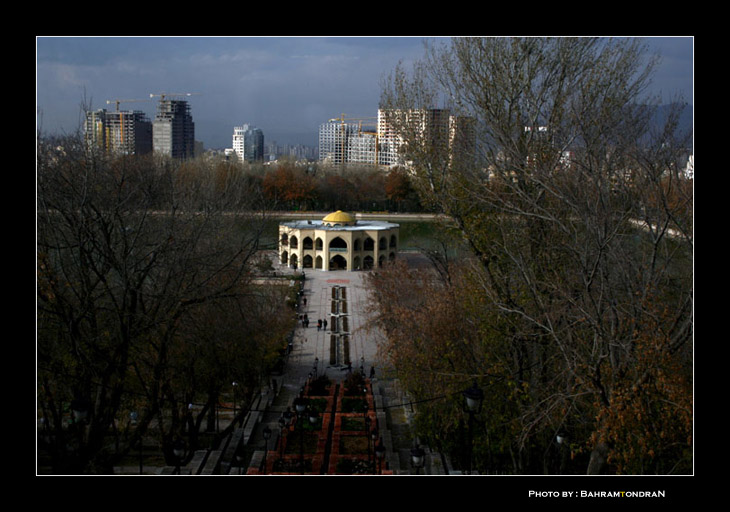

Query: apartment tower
232,124,265,162
152,98,195,159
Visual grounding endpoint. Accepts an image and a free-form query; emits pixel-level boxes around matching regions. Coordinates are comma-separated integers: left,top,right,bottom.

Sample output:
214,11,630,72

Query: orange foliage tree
262,163,316,210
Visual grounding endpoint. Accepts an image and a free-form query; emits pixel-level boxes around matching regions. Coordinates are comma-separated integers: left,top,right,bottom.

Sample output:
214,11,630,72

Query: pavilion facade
278,211,399,271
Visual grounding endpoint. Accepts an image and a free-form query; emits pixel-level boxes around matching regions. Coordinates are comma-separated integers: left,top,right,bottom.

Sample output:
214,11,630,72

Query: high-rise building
377,108,475,168
319,120,355,165
232,124,265,162
319,109,475,168
84,109,152,155
152,98,195,159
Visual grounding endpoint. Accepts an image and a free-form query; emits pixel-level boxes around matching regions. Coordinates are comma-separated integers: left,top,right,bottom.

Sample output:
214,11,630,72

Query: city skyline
36,36,693,150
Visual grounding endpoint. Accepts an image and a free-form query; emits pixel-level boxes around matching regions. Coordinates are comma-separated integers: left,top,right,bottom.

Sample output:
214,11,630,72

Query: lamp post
294,396,307,474
235,447,246,475
370,427,378,474
307,408,319,474
186,403,193,433
279,408,293,462
262,425,272,475
173,439,186,475
232,381,238,427
278,417,286,461
70,398,89,467
129,411,143,474
374,438,386,475
556,430,568,474
70,399,90,424
411,445,426,475
361,399,371,469
462,380,484,475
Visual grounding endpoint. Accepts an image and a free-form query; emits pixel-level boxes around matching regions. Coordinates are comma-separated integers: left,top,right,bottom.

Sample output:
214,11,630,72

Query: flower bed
250,376,392,475
304,376,336,398
260,407,331,475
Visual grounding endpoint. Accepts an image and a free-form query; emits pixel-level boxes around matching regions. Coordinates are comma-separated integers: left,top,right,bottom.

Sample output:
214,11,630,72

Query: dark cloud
36,36,692,149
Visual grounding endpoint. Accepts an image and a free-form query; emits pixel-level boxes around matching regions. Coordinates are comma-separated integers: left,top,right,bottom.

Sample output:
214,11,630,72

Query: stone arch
290,253,298,268
329,236,347,250
303,254,313,268
379,236,387,249
378,255,386,267
315,256,323,269
280,251,288,265
290,235,298,249
330,254,347,270
280,233,289,246
390,234,397,248
315,237,324,250
363,255,374,269
303,236,313,250
363,237,374,251
353,256,361,270
354,238,361,251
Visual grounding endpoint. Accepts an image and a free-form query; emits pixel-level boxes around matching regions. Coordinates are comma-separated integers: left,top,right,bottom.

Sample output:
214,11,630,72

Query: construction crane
149,92,201,101
105,98,150,111
329,113,377,133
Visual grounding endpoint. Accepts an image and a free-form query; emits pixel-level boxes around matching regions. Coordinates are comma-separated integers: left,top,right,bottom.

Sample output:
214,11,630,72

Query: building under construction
84,108,153,156
152,95,195,159
319,109,475,168
318,114,381,166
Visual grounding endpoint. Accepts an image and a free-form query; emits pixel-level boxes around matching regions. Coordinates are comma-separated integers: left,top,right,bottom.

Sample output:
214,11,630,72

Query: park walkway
235,255,447,475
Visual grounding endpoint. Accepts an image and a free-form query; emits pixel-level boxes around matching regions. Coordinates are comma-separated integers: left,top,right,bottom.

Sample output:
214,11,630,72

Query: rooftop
281,210,398,231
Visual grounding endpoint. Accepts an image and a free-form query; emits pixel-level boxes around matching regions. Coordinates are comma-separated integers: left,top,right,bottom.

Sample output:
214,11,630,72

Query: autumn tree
262,162,316,210
384,166,420,211
375,37,692,474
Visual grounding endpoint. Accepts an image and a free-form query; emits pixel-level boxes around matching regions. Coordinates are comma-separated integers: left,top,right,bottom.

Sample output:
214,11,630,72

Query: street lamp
70,399,90,424
374,438,386,475
232,381,238,427
70,398,89,466
556,430,568,474
411,445,426,475
173,439,186,475
462,380,484,475
463,381,484,414
129,411,143,474
370,427,378,474
262,425,272,475
235,447,246,475
294,396,308,474
365,416,372,465
308,408,319,426
279,408,293,461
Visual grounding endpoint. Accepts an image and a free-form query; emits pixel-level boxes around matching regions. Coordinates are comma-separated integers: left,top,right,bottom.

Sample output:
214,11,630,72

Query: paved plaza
287,266,381,382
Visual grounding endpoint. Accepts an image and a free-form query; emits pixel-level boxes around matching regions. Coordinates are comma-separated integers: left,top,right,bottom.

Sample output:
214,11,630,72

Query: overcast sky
36,36,693,149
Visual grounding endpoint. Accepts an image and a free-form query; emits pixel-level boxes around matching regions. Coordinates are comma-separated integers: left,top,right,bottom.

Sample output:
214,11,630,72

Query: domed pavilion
278,211,399,271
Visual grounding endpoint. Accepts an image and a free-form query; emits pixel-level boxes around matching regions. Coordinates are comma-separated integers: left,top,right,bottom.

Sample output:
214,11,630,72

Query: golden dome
322,210,356,226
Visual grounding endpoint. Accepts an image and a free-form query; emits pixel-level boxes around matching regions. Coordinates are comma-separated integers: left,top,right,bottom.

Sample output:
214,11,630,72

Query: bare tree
37,133,279,473
376,37,692,474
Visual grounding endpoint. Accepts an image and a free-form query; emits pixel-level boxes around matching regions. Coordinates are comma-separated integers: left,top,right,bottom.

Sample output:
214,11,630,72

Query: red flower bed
249,377,389,475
